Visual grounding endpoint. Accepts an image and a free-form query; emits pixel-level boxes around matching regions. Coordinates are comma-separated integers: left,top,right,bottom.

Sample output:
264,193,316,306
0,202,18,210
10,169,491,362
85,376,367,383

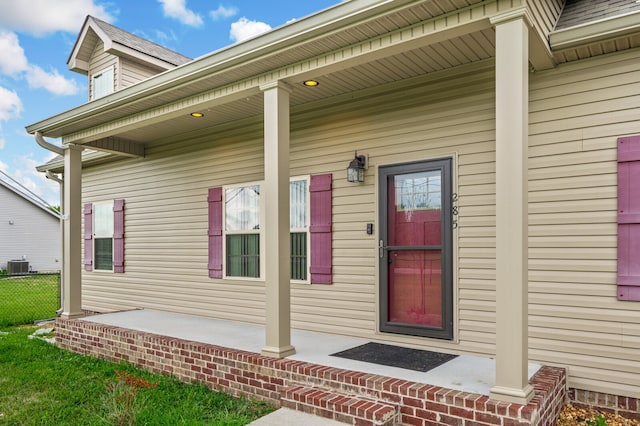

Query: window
84,200,125,273
92,67,114,100
208,173,332,284
224,184,262,278
93,201,114,270
290,177,310,281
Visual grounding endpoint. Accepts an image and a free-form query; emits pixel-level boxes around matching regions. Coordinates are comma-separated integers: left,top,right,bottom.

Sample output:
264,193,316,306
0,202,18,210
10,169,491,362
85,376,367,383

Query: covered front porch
56,309,566,425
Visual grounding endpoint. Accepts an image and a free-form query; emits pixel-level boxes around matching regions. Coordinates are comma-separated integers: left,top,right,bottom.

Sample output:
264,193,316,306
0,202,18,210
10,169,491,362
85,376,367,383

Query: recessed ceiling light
190,112,204,118
303,80,319,87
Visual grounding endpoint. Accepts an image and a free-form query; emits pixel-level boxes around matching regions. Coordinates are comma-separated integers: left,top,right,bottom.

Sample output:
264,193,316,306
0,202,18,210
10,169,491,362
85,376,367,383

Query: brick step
281,385,400,426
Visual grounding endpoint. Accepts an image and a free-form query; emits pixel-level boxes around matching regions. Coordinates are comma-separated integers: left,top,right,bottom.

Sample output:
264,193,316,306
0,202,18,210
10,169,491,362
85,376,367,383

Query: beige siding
529,48,640,397
120,57,163,88
81,60,498,360
81,46,640,398
88,41,118,100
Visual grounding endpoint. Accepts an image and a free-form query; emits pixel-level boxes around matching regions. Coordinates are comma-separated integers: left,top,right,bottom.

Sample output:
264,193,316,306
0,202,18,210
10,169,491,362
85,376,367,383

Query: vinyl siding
529,47,640,397
79,46,640,398
81,60,498,359
0,187,60,271
120,57,163,89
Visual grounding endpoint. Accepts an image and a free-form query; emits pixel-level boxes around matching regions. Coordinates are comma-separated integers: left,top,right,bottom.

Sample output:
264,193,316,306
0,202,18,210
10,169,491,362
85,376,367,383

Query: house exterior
0,178,61,272
27,0,640,415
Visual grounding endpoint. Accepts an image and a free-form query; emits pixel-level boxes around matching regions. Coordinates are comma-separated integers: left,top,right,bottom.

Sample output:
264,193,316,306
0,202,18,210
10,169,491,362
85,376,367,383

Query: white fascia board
550,10,640,50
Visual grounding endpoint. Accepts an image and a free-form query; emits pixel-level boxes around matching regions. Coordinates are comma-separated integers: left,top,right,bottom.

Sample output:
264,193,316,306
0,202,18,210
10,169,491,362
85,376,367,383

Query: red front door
379,159,453,339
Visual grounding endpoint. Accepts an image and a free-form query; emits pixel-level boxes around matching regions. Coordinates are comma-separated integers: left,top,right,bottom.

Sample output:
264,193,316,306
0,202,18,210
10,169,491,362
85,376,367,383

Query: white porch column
60,144,84,318
489,11,534,405
260,81,295,358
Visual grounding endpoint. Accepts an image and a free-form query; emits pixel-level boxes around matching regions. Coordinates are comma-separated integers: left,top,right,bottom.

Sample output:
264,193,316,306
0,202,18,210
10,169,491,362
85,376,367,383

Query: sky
0,0,340,207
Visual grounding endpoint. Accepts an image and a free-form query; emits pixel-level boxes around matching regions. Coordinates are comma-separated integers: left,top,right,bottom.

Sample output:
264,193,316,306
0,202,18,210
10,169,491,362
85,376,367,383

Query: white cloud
0,0,114,36
0,86,23,121
210,5,238,21
158,0,203,27
0,31,80,96
230,17,272,43
0,31,28,76
154,29,179,45
26,66,81,96
10,154,60,206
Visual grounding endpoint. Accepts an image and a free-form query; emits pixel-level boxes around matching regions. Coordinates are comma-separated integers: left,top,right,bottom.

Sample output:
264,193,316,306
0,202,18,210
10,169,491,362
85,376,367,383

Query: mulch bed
558,404,640,426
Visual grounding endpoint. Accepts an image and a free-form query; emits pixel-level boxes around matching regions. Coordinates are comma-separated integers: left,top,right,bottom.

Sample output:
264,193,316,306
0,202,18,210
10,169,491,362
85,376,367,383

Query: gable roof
0,178,59,219
68,15,192,74
555,0,640,30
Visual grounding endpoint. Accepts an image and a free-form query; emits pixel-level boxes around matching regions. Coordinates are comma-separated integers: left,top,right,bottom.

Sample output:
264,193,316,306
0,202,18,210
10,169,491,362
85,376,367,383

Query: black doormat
330,342,458,373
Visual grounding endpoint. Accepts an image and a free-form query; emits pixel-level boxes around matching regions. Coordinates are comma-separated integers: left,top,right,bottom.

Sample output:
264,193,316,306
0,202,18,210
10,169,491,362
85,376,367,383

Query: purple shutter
113,199,125,273
618,136,640,301
310,174,332,284
83,203,93,271
208,187,223,278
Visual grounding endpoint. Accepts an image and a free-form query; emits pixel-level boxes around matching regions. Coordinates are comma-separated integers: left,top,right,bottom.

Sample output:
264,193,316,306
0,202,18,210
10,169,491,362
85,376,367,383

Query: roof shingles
555,0,640,30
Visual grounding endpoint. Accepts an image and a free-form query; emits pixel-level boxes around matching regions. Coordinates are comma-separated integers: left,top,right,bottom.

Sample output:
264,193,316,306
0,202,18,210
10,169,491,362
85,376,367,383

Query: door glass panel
388,171,441,246
387,169,443,328
388,250,442,327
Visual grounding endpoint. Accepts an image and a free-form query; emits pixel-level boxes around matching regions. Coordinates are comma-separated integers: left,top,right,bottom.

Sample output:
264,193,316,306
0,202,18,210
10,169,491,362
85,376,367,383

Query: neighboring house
0,178,61,272
27,0,640,414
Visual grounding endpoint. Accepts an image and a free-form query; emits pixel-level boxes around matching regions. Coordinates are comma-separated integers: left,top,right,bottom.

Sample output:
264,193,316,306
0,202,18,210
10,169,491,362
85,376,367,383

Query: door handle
379,240,387,258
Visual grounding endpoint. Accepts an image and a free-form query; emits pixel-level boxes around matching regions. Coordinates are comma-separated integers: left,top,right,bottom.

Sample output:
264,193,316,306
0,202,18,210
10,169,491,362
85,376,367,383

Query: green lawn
0,274,59,327
0,326,274,425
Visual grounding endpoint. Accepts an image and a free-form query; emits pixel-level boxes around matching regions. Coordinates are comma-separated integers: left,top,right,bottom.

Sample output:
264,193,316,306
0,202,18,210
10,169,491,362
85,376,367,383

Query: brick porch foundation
56,317,566,425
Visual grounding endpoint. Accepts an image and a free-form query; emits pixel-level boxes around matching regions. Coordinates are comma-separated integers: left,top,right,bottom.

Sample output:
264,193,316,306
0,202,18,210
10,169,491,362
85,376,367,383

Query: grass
0,325,274,425
0,273,60,327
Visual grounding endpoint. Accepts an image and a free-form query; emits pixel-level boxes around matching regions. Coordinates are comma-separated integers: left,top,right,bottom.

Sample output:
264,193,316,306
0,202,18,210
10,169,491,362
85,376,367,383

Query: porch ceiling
29,0,501,146
97,26,497,146
27,0,640,156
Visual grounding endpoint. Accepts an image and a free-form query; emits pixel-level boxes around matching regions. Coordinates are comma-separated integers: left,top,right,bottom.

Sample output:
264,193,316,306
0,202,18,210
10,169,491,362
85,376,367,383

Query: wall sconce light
347,151,367,183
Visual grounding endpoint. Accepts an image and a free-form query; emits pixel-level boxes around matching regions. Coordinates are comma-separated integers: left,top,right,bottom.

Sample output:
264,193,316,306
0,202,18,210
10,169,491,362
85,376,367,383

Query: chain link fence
0,271,61,327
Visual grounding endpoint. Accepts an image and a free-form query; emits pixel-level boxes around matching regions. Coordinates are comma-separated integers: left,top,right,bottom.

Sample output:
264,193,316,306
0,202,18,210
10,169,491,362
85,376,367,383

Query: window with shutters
209,174,331,283
84,200,125,273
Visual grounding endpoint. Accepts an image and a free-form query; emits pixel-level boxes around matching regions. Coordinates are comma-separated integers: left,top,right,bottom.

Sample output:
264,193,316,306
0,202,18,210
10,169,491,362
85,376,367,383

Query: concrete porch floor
84,308,541,396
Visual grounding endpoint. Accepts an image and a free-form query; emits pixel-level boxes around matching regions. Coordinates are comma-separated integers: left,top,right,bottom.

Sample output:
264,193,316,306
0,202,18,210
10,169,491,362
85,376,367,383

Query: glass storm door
379,159,453,340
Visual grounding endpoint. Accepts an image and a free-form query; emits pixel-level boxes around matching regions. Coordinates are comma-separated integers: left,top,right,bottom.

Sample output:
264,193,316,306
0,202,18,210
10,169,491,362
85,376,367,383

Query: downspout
35,131,65,315
46,171,64,315
35,131,64,155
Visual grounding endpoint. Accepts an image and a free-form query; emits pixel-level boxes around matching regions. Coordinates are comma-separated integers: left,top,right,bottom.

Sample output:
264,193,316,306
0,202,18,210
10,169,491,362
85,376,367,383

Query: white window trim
91,65,114,100
290,175,311,285
222,181,265,281
93,200,114,272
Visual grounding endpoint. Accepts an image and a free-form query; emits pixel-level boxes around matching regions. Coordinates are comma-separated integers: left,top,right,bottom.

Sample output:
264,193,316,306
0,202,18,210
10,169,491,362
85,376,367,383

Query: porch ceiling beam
82,136,145,158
